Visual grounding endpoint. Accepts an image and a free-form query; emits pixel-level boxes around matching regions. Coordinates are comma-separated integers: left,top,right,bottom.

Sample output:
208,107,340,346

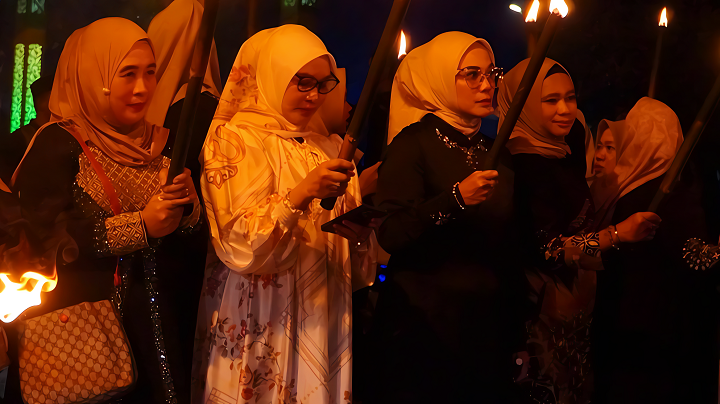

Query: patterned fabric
105,211,148,255
18,300,135,404
76,145,169,214
684,238,720,271
192,123,376,404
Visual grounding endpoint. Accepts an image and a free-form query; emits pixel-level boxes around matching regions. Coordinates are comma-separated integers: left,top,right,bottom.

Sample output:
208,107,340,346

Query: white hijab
388,31,495,143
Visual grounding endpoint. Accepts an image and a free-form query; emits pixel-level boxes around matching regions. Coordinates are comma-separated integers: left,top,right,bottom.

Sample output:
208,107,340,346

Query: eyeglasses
294,72,340,94
457,66,504,89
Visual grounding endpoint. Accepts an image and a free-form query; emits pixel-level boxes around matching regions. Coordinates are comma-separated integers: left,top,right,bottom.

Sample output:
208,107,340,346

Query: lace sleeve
683,238,720,271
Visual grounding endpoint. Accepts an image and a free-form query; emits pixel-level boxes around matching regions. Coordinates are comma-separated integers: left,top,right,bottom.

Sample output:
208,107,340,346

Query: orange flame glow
525,0,540,22
659,7,668,27
0,270,57,323
549,0,569,18
398,30,408,59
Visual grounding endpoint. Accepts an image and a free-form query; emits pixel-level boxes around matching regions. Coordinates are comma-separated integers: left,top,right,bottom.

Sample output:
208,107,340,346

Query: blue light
380,265,387,269
378,274,386,282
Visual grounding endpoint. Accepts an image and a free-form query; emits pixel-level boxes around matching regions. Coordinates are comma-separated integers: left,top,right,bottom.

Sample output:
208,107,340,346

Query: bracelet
452,182,466,210
283,193,303,214
607,225,620,250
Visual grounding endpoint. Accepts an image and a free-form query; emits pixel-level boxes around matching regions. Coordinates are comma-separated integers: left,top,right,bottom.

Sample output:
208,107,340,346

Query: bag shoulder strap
62,122,123,216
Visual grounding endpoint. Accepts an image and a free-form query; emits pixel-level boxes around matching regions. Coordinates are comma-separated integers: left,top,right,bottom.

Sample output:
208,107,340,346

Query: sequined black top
11,122,206,404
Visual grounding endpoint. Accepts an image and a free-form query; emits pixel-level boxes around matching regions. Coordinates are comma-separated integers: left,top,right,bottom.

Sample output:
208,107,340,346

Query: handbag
18,121,136,403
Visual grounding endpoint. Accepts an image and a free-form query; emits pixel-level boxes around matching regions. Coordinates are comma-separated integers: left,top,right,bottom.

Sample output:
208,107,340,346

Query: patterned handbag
17,301,136,404
18,123,137,403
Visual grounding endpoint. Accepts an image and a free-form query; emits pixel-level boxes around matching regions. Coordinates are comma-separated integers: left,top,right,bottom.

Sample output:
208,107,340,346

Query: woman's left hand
159,168,198,206
333,218,382,246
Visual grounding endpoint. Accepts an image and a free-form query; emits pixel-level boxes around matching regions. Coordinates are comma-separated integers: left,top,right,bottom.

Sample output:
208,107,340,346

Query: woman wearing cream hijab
192,26,376,404
498,59,660,403
12,18,201,403
590,98,717,403
372,32,526,403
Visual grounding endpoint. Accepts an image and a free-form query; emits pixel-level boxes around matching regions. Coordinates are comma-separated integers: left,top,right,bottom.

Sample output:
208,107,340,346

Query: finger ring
158,195,164,201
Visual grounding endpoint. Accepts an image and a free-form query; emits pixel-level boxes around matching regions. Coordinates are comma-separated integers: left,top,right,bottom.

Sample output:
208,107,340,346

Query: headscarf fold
591,97,683,227
16,17,168,179
206,25,339,142
146,0,222,126
388,32,495,143
498,58,575,158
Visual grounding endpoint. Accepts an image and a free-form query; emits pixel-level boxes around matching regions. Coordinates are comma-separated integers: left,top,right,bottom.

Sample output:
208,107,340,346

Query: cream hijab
15,18,169,180
388,31,495,143
207,25,339,141
146,0,222,126
591,97,683,227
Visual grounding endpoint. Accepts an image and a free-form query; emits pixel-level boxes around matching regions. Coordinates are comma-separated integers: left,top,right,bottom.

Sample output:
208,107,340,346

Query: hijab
388,31,495,143
497,58,575,158
146,0,222,126
15,17,169,183
591,97,683,227
207,25,339,141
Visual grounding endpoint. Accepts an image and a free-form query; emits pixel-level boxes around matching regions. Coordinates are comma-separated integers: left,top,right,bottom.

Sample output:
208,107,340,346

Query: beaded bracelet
283,194,303,214
606,225,620,250
452,182,466,210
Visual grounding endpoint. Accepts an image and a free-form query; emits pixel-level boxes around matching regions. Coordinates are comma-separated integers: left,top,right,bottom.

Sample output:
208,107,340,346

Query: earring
102,88,110,95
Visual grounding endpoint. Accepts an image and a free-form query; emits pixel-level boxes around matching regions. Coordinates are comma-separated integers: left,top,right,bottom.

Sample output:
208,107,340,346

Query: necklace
435,128,487,170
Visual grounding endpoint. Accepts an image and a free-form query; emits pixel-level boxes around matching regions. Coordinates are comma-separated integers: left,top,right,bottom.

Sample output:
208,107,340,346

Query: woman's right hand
142,194,186,238
458,170,498,206
615,212,662,243
288,159,356,210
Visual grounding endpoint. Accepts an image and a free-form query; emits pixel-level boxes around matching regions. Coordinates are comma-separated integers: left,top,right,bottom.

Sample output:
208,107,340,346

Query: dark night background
2,0,720,225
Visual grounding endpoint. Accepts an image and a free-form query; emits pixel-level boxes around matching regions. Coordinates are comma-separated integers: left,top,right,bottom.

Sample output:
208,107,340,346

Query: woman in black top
497,60,659,403
12,18,201,403
372,32,525,403
591,98,719,403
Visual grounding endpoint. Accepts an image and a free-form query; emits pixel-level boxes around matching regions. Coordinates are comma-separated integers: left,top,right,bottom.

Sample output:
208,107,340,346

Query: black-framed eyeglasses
294,72,340,94
457,66,504,89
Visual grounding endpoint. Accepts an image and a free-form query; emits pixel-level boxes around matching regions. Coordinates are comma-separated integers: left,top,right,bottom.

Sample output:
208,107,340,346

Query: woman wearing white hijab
192,26,376,404
372,32,525,403
590,98,717,403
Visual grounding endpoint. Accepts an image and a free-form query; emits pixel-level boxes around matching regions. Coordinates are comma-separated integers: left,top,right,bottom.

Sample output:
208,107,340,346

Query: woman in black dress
12,18,201,403
497,60,659,403
590,97,719,403
372,32,525,403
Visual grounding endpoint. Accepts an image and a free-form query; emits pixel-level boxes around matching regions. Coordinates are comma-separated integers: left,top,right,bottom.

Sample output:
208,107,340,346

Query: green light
17,0,27,13
283,0,296,5
23,44,43,125
31,0,45,14
11,44,25,133
301,0,316,5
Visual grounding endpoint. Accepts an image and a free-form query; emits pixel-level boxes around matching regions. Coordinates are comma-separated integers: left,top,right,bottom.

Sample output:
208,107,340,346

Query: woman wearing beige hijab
590,98,717,403
371,32,526,403
12,18,201,403
192,26,376,404
498,59,660,403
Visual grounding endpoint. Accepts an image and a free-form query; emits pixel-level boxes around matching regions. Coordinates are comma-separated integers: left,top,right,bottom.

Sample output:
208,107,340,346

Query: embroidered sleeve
539,231,604,272
683,238,720,271
105,211,149,255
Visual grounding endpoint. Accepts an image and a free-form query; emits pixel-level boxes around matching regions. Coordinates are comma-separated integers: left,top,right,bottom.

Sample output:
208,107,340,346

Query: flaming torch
649,7,668,99
484,0,570,170
398,30,408,60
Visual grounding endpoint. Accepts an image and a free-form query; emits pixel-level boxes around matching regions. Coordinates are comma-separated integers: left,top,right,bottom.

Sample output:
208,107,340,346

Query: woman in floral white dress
191,25,377,404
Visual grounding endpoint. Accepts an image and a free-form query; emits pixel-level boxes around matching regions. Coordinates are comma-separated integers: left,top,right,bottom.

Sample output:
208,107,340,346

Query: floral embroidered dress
191,26,376,404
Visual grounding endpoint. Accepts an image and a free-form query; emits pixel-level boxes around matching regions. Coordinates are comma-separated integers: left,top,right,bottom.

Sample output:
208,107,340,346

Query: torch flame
549,0,569,18
398,30,407,59
659,7,668,27
525,0,540,22
0,270,57,323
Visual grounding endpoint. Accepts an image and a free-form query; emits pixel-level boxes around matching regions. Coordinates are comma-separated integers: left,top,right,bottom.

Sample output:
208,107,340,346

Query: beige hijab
388,31,495,143
207,25,339,141
498,58,575,158
146,0,222,126
18,18,169,176
591,97,683,227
